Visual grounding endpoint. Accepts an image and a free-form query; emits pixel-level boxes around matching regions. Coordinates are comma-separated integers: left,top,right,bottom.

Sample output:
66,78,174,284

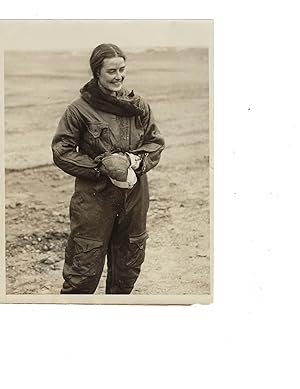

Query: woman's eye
107,67,125,75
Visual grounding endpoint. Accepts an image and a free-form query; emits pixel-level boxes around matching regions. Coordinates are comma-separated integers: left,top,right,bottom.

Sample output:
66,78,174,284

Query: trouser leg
106,175,149,294
61,185,119,294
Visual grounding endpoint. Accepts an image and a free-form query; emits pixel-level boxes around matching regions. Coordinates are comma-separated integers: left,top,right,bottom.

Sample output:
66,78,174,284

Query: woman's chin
97,80,123,95
110,83,122,92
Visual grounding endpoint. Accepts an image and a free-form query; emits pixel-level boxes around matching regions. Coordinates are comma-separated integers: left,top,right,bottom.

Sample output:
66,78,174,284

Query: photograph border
0,19,213,305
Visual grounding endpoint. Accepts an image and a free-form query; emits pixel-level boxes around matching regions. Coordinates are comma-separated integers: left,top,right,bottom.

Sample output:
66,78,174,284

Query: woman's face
97,57,126,95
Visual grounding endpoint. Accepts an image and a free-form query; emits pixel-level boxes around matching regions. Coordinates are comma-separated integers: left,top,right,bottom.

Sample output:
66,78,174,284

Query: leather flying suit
52,88,165,294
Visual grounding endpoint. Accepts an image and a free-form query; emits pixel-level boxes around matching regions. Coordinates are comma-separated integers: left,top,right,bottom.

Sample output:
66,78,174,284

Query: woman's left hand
126,153,142,170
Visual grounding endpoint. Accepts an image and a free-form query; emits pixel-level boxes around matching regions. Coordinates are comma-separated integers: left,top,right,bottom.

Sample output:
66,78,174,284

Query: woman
52,43,165,294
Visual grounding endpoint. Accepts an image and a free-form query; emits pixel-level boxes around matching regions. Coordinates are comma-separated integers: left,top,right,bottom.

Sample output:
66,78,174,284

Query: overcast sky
0,20,212,50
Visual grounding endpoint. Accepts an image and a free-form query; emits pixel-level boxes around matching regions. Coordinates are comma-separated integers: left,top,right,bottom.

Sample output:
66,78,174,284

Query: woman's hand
126,153,142,170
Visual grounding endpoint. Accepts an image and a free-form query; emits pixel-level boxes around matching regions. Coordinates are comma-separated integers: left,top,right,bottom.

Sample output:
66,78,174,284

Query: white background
1,1,300,388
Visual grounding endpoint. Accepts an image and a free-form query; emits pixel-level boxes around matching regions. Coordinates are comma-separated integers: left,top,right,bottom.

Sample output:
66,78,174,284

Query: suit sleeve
51,105,99,180
132,100,165,175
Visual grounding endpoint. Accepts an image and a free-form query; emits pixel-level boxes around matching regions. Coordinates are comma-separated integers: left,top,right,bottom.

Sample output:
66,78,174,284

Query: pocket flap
129,231,149,248
87,122,109,138
73,236,103,253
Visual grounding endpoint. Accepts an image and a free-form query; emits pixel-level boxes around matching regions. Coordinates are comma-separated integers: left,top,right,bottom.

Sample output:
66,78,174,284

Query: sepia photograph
1,19,213,304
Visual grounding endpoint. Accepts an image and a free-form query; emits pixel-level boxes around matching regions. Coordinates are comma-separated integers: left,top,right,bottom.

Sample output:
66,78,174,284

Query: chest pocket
86,121,115,152
87,122,109,138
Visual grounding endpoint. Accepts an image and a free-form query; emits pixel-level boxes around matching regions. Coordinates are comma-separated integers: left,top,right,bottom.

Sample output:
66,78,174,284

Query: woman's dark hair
90,43,126,78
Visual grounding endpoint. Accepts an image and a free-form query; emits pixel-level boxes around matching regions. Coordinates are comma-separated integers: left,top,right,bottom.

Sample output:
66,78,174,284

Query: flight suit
52,90,164,294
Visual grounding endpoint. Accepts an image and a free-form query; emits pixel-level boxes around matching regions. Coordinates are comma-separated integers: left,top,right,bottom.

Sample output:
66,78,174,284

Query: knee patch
69,236,104,277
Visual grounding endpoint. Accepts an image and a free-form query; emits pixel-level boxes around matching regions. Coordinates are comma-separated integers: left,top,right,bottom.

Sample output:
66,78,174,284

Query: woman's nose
114,71,122,80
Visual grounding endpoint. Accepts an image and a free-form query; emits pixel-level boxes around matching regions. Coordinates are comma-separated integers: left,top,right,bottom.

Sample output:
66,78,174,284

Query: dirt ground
5,48,211,295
